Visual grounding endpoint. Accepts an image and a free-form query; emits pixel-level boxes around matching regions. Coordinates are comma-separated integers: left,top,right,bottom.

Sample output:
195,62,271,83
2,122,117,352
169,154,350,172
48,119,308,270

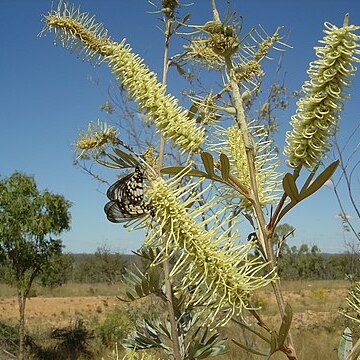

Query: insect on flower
104,167,152,223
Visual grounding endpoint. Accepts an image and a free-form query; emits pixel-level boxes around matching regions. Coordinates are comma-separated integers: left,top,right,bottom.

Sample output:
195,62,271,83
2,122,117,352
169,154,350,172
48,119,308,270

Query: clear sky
1,1,360,254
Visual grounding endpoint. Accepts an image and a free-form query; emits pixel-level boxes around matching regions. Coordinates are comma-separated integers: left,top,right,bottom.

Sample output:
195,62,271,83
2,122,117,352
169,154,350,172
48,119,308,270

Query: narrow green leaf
278,303,293,349
149,247,154,260
282,173,299,202
220,153,230,181
95,158,122,169
141,277,149,295
232,339,268,356
160,166,185,175
221,106,237,114
345,332,360,360
106,153,128,167
269,331,279,355
161,166,209,178
149,271,160,293
113,148,138,166
231,318,270,343
125,291,136,301
173,62,186,77
299,160,339,200
338,327,352,360
176,13,191,30
135,284,144,297
201,152,215,177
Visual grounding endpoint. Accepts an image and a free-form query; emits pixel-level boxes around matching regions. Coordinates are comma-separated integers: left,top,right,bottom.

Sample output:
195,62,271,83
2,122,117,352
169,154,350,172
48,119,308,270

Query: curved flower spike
146,173,274,325
284,18,360,169
43,1,205,153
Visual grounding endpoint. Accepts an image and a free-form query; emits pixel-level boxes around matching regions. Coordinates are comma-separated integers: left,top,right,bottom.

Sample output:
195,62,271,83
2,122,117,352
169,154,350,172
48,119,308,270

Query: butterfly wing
106,168,144,204
104,167,150,223
104,200,148,223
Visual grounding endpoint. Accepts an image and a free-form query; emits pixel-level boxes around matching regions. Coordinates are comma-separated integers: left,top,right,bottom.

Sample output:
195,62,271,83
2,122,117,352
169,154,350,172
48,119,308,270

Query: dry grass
0,280,353,359
0,282,124,298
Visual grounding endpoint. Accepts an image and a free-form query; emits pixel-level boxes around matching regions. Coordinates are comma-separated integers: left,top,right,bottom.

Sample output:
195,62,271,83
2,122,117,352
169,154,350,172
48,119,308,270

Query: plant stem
224,56,269,258
224,54,298,360
158,17,181,360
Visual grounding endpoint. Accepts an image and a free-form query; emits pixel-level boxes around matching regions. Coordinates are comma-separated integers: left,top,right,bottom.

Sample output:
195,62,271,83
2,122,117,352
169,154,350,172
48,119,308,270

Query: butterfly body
104,167,151,223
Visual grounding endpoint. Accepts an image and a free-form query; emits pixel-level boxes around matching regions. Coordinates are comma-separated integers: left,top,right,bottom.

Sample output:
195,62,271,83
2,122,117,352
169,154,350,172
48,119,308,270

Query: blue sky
1,1,359,253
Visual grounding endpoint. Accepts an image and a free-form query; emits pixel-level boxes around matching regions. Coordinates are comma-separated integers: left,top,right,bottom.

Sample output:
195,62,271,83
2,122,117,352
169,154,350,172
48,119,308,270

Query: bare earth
0,296,121,328
0,286,348,330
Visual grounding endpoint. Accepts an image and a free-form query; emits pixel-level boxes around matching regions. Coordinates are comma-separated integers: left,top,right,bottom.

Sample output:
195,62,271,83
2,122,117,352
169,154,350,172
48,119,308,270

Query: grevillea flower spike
285,15,360,169
216,124,281,212
145,170,274,325
42,1,205,154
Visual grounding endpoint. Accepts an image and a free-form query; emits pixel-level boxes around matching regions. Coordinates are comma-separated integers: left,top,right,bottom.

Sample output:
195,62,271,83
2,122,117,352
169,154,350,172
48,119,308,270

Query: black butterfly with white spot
104,167,151,223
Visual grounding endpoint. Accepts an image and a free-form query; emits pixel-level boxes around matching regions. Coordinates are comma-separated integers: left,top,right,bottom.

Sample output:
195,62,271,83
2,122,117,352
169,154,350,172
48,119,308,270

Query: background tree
0,172,71,360
38,252,73,288
72,245,125,284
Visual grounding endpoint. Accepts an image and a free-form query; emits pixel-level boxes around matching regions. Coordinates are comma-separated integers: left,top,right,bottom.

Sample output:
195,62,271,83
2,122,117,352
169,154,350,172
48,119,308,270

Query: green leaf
201,152,215,177
232,339,268,356
176,12,191,30
95,158,122,169
269,331,279,355
173,62,186,77
112,148,138,166
135,284,144,297
282,173,299,202
278,303,293,349
220,153,230,181
125,291,136,301
220,106,237,114
299,160,339,200
106,152,128,167
337,327,352,360
161,166,209,178
141,276,149,295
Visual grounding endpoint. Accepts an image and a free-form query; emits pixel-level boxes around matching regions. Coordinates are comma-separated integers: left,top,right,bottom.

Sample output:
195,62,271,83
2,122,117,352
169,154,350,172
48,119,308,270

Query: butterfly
104,167,151,223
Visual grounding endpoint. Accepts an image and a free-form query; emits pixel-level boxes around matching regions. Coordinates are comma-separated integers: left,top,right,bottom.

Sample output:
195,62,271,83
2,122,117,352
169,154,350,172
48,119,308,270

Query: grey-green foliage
123,313,227,359
121,247,227,359
338,327,352,360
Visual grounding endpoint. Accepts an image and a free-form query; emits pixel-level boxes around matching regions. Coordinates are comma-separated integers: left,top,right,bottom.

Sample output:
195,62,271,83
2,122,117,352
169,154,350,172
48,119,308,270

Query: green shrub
311,288,329,301
0,319,18,354
96,309,135,346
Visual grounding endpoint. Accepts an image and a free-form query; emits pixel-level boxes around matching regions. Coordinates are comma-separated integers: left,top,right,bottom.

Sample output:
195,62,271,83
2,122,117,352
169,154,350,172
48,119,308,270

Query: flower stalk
157,10,181,360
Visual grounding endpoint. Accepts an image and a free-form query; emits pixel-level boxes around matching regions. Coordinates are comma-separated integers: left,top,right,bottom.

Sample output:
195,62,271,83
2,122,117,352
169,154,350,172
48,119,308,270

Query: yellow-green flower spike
285,18,360,169
43,1,205,154
184,37,224,69
219,125,280,211
106,41,205,153
146,174,274,325
75,120,118,158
